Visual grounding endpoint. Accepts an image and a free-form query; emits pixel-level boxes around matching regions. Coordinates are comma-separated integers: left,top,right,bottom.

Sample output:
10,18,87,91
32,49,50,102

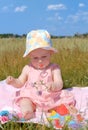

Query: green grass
0,37,88,129
0,121,88,130
0,122,56,130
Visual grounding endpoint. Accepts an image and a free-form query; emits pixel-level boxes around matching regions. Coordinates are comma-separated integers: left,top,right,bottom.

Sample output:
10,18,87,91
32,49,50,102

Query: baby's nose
39,59,42,63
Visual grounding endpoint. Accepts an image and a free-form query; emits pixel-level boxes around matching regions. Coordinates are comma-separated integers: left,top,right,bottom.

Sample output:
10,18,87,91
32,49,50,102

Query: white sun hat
23,29,57,57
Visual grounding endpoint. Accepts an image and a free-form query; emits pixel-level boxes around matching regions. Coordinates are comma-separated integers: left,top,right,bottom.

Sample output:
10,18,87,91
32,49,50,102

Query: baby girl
6,29,75,120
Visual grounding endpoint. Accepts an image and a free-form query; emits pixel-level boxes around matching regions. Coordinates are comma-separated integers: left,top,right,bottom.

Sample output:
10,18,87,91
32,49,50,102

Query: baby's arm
53,67,63,90
6,65,28,88
48,65,63,91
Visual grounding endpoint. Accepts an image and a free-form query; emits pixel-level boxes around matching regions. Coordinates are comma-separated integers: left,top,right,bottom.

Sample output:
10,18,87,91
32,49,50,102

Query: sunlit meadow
0,37,88,130
0,37,88,87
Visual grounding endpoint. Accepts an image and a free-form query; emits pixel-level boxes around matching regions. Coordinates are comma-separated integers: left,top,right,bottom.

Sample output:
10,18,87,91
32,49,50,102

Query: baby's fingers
6,76,13,84
47,83,52,91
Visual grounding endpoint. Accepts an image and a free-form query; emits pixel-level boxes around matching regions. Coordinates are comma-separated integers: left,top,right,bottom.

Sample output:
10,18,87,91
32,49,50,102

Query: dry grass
0,37,88,88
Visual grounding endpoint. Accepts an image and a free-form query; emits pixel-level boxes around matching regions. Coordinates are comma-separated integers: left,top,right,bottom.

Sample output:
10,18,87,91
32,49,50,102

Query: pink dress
16,64,75,111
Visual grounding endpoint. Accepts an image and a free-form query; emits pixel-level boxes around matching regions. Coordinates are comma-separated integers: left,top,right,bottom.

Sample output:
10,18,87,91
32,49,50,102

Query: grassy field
0,37,88,87
0,37,88,130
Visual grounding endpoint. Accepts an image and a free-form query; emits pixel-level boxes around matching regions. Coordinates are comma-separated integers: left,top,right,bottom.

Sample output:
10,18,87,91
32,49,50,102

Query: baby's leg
19,98,35,120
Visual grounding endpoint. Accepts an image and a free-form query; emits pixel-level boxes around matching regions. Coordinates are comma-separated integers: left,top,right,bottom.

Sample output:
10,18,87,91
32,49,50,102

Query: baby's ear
27,53,31,58
50,50,54,55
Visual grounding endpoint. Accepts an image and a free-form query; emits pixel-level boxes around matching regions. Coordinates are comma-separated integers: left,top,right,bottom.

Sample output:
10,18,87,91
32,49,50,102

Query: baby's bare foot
23,111,35,120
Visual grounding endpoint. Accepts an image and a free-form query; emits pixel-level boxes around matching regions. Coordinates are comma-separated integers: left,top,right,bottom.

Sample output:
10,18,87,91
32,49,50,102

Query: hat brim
23,47,58,57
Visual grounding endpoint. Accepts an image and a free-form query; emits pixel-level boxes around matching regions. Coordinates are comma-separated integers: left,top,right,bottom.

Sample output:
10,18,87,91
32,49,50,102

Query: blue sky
0,0,88,36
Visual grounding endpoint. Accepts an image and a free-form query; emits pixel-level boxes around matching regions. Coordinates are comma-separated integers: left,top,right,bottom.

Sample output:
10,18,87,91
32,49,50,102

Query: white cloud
79,3,85,7
2,6,9,11
47,13,63,22
14,6,27,12
77,11,88,22
47,4,66,10
55,13,63,20
1,5,27,13
66,15,79,23
65,11,88,23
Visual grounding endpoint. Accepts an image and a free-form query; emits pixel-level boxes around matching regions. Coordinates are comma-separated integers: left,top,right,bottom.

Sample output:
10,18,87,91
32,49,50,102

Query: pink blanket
0,80,20,111
0,80,88,129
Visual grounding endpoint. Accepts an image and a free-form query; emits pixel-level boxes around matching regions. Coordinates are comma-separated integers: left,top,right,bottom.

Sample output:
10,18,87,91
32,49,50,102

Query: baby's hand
6,76,15,85
47,82,55,92
47,82,60,92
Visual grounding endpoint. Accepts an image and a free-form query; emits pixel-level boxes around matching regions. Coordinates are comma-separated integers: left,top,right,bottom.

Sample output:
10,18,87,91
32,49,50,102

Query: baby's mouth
39,64,44,68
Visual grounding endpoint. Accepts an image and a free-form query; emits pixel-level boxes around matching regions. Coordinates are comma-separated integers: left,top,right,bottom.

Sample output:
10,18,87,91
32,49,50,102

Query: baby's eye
42,56,47,59
33,57,38,60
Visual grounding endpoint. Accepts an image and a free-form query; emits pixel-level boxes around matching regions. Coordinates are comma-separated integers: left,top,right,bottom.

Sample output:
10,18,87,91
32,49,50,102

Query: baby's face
29,48,51,69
